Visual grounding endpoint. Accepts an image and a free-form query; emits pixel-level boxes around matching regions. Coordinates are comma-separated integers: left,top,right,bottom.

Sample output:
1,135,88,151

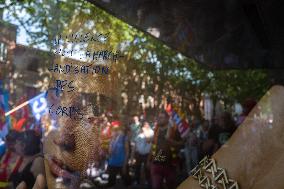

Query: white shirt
135,128,154,155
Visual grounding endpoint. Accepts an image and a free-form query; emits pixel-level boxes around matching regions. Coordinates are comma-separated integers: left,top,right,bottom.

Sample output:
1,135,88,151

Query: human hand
16,174,46,189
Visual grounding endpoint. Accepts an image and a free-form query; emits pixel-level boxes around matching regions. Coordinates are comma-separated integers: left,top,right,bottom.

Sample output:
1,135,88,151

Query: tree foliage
1,0,270,118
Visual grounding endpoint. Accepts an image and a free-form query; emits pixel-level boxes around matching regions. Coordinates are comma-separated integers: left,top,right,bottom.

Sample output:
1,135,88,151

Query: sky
2,5,116,62
3,8,32,46
3,8,90,61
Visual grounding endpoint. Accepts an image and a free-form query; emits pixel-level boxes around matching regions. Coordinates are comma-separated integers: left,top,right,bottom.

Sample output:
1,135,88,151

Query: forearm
178,85,284,189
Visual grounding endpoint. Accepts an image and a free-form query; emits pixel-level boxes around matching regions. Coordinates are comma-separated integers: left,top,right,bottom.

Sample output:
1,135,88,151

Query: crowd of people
0,99,256,189
0,130,45,189
84,101,255,189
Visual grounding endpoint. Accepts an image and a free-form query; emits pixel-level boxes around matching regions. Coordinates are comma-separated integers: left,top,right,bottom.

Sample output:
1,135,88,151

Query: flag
29,93,48,121
0,81,10,137
165,104,190,139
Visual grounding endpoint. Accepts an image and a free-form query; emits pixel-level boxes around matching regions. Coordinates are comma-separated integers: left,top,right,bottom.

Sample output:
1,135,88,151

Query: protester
197,119,210,159
198,120,210,141
184,125,199,175
9,130,45,189
129,115,142,165
106,121,129,188
202,112,237,157
148,110,183,189
100,115,112,160
216,112,236,146
0,130,23,189
134,121,153,187
236,98,257,126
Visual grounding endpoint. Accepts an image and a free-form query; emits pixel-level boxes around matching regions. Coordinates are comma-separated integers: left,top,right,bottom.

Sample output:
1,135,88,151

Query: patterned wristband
190,156,239,189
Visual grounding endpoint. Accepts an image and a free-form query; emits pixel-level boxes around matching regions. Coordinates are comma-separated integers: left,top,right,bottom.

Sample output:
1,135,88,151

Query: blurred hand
16,174,46,189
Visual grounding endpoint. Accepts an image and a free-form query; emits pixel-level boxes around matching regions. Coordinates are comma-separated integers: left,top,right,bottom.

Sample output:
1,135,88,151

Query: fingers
32,174,46,189
16,181,27,189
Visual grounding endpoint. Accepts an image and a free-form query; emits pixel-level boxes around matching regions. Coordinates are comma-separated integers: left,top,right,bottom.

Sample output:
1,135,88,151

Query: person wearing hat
106,121,129,188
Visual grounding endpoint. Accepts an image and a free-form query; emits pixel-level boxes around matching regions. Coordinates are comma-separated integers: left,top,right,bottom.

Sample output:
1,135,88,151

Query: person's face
133,116,139,123
157,113,168,126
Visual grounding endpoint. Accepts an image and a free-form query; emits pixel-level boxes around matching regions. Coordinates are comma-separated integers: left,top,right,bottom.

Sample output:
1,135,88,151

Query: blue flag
29,93,48,121
0,80,10,137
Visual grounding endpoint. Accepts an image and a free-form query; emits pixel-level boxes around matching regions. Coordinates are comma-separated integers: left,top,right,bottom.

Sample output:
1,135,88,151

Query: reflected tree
1,0,270,120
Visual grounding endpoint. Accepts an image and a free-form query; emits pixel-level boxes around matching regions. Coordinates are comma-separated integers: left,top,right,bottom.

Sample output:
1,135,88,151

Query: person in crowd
9,130,45,189
129,115,141,143
107,121,129,188
197,120,210,160
184,119,199,175
11,105,29,132
0,130,23,189
236,98,257,126
216,112,237,146
198,120,210,141
100,115,112,160
134,121,154,187
148,110,183,189
197,119,210,158
129,115,141,165
202,112,237,157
